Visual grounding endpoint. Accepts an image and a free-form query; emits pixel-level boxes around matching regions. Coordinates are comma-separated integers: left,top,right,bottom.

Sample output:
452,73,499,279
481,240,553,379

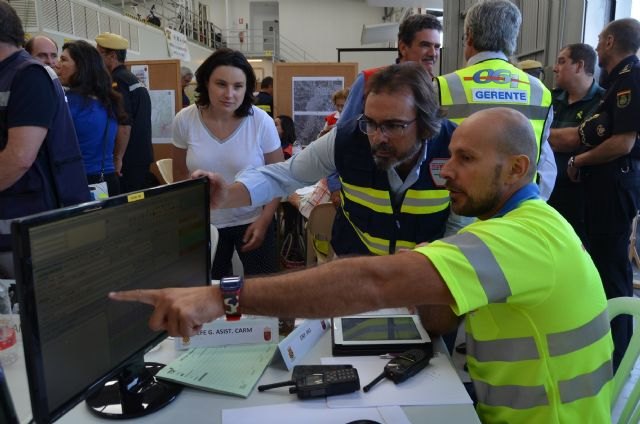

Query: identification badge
617,89,631,108
429,158,447,187
88,181,109,200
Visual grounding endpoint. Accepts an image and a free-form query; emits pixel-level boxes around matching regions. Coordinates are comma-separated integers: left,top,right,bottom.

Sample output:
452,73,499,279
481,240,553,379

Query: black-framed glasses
357,115,417,137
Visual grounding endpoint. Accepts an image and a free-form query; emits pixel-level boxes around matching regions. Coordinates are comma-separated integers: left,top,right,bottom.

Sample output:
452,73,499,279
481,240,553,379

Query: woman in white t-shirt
172,48,284,279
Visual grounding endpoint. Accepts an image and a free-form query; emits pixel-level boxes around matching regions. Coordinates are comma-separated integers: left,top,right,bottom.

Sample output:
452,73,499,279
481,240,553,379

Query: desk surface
6,330,480,424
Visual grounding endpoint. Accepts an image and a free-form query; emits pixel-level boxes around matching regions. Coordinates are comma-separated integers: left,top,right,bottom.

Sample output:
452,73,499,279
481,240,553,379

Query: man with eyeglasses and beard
197,62,458,262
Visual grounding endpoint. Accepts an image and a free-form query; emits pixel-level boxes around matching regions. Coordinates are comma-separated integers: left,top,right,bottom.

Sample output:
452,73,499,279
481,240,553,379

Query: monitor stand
86,359,182,419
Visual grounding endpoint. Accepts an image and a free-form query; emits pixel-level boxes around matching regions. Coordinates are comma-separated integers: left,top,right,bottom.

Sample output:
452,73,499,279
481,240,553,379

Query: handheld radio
362,348,432,392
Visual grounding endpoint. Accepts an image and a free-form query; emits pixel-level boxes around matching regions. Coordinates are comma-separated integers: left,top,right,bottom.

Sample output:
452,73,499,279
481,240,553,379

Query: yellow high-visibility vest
417,197,613,423
437,59,552,160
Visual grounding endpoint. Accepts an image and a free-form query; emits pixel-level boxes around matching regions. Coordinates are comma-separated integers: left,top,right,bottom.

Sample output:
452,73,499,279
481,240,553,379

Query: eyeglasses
357,115,416,137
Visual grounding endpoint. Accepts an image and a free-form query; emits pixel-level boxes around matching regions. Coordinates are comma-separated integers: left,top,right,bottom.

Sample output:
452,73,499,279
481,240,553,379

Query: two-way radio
362,348,432,392
258,365,360,399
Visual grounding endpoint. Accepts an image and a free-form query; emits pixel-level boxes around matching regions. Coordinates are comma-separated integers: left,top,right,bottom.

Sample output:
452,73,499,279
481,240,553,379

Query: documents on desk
321,353,472,408
156,344,278,398
222,402,412,424
157,318,328,398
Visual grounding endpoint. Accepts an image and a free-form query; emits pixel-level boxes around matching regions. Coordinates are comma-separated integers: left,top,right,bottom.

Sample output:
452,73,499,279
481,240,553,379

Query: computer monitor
11,178,210,423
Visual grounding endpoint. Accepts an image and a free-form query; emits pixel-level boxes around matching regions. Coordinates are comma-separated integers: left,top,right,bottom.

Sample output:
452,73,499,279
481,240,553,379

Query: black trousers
119,163,151,194
211,220,278,280
583,159,640,371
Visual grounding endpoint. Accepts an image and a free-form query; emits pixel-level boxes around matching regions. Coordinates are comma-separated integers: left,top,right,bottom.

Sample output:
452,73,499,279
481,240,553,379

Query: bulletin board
273,62,358,117
125,59,181,182
274,62,358,144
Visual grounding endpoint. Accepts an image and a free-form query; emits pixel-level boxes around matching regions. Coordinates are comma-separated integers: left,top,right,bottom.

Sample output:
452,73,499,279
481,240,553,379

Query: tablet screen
340,317,422,341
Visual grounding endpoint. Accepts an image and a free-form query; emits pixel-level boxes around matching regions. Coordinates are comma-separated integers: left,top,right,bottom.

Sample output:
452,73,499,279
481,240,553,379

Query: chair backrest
156,158,173,184
210,224,219,267
629,210,640,268
306,202,336,265
609,296,640,424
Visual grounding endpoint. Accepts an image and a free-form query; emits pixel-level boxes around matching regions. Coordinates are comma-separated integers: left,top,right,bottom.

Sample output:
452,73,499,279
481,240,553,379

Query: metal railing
90,0,316,62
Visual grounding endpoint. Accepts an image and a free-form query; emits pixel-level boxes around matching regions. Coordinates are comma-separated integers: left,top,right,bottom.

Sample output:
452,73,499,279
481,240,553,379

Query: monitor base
86,362,182,419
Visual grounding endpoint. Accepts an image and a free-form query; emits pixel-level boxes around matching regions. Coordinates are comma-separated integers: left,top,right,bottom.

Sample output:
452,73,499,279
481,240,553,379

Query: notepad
156,344,278,398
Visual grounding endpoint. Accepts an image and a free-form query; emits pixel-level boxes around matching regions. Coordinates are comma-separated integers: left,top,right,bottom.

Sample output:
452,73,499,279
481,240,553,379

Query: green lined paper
156,343,278,398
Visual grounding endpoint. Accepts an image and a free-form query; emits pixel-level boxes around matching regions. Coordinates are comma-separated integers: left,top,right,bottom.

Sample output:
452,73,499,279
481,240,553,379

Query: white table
6,331,480,424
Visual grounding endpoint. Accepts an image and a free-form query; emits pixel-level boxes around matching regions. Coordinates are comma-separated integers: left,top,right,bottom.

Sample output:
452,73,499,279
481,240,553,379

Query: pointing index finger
109,289,158,305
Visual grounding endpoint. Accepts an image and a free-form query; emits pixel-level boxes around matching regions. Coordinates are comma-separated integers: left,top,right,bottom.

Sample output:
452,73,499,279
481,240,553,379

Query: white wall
209,0,388,65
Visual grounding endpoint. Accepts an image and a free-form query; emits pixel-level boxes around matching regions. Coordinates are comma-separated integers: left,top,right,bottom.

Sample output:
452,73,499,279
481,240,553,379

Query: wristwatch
220,276,243,321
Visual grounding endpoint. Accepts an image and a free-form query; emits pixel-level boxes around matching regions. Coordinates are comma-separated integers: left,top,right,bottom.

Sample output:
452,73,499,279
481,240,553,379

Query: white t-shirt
172,104,281,228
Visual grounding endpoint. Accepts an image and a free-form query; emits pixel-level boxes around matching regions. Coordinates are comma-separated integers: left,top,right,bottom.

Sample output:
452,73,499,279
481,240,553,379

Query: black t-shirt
8,65,56,129
111,65,153,166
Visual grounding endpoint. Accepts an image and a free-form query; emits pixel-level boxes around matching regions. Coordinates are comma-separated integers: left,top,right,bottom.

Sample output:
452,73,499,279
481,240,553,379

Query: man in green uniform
548,43,605,247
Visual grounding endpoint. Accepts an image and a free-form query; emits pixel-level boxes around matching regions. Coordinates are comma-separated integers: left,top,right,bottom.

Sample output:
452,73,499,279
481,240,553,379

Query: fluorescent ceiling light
248,59,263,62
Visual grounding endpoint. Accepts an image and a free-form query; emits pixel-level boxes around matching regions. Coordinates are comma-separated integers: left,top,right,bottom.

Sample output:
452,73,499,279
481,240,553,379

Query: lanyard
492,183,540,218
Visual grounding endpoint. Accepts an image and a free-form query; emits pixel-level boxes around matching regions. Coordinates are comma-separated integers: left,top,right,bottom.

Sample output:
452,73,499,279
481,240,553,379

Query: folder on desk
156,344,278,398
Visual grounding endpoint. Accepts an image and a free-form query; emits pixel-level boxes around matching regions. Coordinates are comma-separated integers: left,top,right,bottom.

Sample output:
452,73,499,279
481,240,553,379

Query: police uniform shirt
598,55,640,138
111,64,153,166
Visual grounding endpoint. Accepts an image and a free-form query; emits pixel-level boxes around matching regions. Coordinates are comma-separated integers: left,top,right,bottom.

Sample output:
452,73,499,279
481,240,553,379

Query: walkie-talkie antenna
257,380,295,392
362,371,386,392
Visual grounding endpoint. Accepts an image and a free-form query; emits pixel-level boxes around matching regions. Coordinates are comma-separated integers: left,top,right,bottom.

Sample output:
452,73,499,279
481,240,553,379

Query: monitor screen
11,178,210,423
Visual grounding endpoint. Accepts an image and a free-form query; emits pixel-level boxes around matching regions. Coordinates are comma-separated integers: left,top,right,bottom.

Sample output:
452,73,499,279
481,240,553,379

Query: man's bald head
442,107,537,219
25,35,59,66
464,107,537,180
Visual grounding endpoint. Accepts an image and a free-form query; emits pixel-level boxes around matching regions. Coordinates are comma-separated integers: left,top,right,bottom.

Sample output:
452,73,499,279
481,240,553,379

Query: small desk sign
175,316,279,350
273,319,330,370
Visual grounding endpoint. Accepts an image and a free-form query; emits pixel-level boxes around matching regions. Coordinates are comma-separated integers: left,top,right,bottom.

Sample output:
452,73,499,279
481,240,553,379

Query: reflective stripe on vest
445,229,613,409
444,102,549,120
340,207,424,255
475,360,612,409
547,309,611,356
342,180,450,215
437,61,551,162
0,219,11,235
474,380,549,409
0,91,9,107
443,232,511,302
400,188,450,214
468,309,610,362
441,71,546,116
558,359,612,403
340,210,391,255
129,82,145,91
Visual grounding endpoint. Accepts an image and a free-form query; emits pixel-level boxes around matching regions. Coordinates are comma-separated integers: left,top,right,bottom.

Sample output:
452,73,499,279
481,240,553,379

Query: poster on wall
291,77,344,145
130,65,149,88
165,27,191,61
149,89,175,143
